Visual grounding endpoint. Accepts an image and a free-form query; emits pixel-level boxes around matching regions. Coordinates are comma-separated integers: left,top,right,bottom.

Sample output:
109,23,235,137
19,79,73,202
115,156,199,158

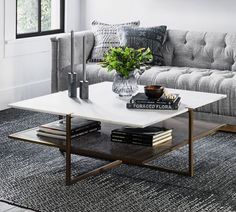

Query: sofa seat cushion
60,63,235,117
138,66,236,116
77,63,116,84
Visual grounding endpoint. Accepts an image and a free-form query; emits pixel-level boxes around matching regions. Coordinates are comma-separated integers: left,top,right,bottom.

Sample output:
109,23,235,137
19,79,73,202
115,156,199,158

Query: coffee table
9,82,231,185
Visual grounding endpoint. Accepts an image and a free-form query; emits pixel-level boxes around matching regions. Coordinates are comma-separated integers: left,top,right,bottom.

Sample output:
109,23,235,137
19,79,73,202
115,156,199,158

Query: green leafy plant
100,47,153,78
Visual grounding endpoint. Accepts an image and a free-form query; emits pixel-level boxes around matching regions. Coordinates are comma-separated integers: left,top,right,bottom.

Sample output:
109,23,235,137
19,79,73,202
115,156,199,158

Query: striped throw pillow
90,20,140,62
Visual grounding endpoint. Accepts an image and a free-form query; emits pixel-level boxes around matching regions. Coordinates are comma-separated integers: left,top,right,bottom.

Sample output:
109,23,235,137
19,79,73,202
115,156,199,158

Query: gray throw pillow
90,20,140,62
119,25,167,66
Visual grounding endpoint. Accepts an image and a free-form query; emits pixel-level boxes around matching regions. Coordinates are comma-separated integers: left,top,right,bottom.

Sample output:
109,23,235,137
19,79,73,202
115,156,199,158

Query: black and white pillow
118,25,167,66
90,20,140,62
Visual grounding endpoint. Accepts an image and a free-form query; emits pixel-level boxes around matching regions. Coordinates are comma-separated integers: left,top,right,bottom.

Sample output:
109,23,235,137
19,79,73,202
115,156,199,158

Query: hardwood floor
0,202,35,212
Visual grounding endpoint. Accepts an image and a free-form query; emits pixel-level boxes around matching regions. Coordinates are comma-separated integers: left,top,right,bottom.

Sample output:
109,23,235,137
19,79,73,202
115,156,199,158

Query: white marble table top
9,82,226,128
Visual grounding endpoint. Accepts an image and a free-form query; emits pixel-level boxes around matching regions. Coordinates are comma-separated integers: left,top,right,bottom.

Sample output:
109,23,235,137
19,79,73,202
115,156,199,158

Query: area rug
0,109,236,212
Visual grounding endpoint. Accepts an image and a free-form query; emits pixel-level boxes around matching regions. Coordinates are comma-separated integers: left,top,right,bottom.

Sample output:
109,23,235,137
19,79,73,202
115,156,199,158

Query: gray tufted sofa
51,29,236,124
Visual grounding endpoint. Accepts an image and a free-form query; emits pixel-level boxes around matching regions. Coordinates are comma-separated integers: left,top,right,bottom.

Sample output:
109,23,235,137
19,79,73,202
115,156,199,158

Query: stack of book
127,93,181,110
37,117,101,139
111,126,172,147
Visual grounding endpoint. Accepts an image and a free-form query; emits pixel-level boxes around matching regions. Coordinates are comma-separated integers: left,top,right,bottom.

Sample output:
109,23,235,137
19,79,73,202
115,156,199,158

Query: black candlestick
68,30,77,98
79,35,89,99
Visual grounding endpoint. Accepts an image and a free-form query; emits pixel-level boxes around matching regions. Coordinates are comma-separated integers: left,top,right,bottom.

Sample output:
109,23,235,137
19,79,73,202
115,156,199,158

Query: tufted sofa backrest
163,30,236,71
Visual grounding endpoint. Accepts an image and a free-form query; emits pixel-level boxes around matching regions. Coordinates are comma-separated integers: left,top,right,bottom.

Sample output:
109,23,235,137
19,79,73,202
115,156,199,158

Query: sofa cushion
138,66,236,116
90,20,140,62
78,63,116,84
118,26,167,65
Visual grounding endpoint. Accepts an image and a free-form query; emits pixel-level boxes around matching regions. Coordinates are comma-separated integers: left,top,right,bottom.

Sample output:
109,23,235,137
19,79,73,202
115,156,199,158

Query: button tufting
184,40,187,44
201,40,206,46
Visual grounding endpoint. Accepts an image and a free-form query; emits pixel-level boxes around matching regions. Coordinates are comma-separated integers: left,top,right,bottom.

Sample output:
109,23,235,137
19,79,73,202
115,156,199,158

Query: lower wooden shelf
9,117,223,164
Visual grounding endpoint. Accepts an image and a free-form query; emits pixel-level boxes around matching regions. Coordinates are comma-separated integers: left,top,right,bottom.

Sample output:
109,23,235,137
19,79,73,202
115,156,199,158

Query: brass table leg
188,108,194,177
130,108,195,177
66,114,72,185
218,125,236,133
65,114,122,186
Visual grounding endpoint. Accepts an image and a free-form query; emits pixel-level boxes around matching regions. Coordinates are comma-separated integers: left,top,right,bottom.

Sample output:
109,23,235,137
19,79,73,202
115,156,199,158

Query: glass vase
112,71,138,97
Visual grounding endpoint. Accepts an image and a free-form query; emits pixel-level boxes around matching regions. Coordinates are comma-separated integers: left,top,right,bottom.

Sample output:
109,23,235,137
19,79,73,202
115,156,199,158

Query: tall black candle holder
68,30,77,98
79,35,89,99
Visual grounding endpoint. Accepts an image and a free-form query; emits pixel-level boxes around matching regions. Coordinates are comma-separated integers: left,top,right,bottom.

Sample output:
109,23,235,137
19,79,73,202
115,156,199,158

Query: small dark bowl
144,85,164,99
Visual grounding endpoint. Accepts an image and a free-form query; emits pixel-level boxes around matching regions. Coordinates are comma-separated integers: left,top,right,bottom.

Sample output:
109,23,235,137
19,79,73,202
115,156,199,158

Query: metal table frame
64,108,235,186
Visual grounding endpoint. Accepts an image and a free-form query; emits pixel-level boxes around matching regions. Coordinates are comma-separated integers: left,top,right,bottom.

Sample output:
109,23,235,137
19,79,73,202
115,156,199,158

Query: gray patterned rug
0,109,236,212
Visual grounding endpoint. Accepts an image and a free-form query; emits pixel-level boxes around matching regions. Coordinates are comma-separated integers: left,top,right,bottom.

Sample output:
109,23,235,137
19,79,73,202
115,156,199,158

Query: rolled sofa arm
50,30,94,93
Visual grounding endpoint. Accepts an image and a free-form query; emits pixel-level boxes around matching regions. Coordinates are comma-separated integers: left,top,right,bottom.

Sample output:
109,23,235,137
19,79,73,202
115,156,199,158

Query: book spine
111,132,171,142
111,136,172,146
40,122,101,134
38,127,66,135
40,123,101,135
72,126,101,138
111,134,172,144
130,96,180,105
111,138,154,147
71,123,101,135
130,99,173,105
60,119,101,126
111,129,172,138
111,135,153,144
111,133,153,142
37,126,101,139
126,103,178,110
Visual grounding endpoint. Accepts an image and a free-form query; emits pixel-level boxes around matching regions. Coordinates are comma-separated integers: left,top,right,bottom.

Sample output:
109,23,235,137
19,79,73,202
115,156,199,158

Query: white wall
80,0,236,33
0,0,80,110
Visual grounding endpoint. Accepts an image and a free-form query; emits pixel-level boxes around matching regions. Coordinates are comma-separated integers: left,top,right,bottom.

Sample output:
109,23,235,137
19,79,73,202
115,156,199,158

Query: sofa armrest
50,30,94,92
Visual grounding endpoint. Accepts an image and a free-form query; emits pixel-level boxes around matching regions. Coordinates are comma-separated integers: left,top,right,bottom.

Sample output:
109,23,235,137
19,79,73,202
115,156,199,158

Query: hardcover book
111,132,172,143
111,126,172,146
112,126,172,137
39,118,101,135
111,136,172,147
130,93,180,104
112,126,172,136
37,126,101,140
127,97,181,110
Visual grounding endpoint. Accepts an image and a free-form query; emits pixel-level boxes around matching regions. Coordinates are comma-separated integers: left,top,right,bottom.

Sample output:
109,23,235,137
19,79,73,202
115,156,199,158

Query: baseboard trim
0,79,51,111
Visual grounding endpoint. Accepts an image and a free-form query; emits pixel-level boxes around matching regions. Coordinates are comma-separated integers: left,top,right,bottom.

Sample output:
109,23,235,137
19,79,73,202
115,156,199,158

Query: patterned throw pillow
90,20,140,62
118,26,167,66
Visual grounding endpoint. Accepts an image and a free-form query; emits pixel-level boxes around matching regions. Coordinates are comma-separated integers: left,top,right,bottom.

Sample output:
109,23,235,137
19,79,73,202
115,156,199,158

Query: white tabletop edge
188,94,227,109
71,114,147,128
8,103,69,116
72,106,189,128
139,109,189,127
